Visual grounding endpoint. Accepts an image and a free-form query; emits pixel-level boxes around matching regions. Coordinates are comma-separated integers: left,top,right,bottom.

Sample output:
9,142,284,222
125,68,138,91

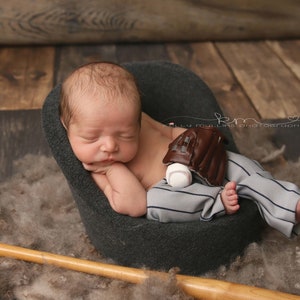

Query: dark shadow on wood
0,109,51,181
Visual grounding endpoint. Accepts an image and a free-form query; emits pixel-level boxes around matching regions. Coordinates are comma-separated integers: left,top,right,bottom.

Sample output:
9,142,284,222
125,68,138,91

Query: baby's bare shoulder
141,113,184,139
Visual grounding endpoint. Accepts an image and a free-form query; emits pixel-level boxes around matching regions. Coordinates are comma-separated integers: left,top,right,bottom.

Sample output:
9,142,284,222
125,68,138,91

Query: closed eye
80,136,99,143
118,128,139,141
119,135,136,141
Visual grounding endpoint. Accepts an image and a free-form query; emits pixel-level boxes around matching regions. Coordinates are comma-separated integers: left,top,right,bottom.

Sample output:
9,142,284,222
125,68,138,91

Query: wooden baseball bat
0,243,299,300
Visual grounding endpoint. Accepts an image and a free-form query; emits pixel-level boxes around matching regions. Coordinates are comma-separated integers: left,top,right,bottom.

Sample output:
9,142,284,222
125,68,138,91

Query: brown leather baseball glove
163,126,228,186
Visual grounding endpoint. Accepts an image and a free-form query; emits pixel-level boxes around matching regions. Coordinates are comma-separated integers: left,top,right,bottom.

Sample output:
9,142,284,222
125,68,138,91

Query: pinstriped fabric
147,179,225,222
226,151,299,236
147,151,300,237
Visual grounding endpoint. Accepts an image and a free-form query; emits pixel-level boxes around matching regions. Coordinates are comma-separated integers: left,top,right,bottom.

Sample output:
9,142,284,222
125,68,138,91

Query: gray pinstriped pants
147,151,300,237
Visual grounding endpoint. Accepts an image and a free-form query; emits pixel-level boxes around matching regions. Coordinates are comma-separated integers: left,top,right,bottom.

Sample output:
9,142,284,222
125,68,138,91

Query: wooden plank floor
1,40,299,180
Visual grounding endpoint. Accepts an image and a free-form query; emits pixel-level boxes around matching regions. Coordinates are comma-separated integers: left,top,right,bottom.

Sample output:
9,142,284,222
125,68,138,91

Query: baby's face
66,99,140,173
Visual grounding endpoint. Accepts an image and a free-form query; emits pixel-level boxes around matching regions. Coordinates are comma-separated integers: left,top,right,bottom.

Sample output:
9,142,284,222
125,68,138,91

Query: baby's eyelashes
119,135,135,141
81,136,98,143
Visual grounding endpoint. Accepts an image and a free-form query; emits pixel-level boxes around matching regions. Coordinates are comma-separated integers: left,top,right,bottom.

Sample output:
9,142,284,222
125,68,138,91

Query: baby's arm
91,163,147,217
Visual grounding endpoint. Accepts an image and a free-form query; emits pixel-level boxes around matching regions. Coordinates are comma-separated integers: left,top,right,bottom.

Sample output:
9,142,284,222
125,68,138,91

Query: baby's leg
147,179,226,222
221,181,240,214
226,151,300,237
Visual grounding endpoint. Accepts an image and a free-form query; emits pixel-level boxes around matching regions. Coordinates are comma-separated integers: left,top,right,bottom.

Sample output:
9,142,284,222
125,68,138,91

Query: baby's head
60,61,141,129
59,62,142,171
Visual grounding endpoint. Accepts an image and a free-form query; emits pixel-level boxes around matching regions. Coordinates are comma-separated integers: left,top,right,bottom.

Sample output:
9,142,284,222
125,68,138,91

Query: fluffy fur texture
1,127,300,299
0,156,193,300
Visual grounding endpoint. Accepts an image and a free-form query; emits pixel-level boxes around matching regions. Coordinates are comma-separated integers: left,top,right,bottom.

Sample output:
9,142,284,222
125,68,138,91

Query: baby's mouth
101,158,115,164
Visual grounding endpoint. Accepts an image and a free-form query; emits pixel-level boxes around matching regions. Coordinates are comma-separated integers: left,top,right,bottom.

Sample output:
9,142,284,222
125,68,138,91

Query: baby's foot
221,181,239,214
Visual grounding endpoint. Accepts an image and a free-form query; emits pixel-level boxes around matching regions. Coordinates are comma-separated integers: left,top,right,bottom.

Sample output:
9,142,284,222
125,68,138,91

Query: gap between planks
215,41,300,120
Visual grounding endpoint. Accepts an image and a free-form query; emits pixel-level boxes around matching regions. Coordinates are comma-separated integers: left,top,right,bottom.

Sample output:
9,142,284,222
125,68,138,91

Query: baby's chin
82,161,114,172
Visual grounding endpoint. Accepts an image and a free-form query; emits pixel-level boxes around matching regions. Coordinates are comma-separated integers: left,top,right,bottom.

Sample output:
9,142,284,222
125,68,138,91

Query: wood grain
267,40,300,80
0,0,299,44
55,43,169,83
55,44,117,84
0,47,55,110
166,42,261,150
167,43,260,119
216,42,300,120
116,43,169,63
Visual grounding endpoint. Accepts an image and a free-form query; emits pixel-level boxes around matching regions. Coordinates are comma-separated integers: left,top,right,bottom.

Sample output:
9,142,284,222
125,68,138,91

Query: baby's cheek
120,144,137,162
72,145,94,163
129,143,139,157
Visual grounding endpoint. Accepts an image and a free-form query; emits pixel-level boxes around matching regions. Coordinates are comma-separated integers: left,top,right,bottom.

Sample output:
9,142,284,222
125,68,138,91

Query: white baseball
166,163,192,188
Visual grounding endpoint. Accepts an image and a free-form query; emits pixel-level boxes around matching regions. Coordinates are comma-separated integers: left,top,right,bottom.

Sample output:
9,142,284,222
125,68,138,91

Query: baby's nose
100,137,118,153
